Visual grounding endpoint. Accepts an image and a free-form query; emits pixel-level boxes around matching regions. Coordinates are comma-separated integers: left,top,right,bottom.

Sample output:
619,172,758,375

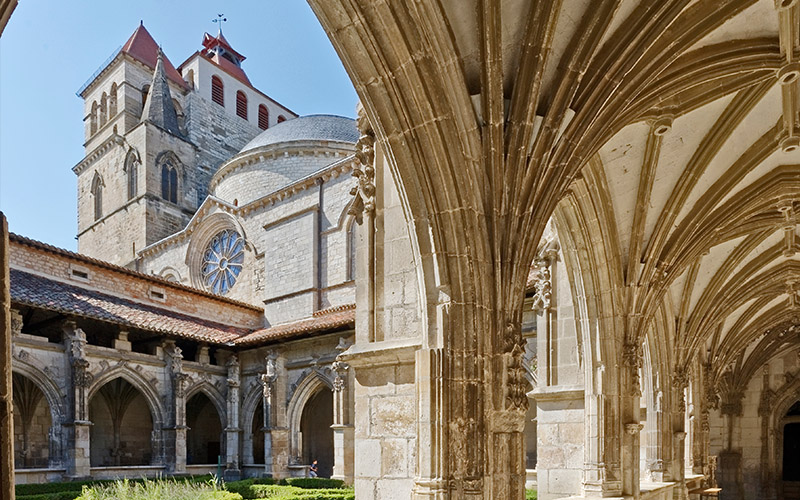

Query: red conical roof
122,23,188,90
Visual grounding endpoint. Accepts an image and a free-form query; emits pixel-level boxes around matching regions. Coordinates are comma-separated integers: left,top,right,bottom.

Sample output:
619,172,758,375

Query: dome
240,114,359,153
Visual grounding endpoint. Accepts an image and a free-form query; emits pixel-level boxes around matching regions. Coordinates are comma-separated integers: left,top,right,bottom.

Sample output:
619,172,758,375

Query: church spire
141,47,182,136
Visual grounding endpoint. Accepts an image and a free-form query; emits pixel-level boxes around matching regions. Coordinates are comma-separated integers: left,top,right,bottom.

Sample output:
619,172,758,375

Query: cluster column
330,342,353,483
224,354,242,480
163,341,187,474
63,321,92,479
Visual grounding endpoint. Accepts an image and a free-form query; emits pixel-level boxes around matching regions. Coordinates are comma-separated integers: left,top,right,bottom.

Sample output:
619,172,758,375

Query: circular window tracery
202,229,244,295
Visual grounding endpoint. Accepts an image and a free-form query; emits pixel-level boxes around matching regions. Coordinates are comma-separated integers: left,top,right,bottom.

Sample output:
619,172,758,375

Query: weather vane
212,14,227,33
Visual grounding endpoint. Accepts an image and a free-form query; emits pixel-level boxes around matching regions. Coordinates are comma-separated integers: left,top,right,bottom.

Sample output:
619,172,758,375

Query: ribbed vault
307,0,799,497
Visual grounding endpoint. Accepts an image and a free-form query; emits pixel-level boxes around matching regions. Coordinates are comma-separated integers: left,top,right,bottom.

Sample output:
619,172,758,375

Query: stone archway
12,373,52,468
89,377,154,466
186,391,224,465
780,401,800,500
300,388,334,478
287,372,334,475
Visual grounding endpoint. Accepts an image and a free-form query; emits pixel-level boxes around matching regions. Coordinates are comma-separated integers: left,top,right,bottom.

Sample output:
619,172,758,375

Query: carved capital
10,309,23,335
348,104,376,224
331,359,349,393
625,423,644,435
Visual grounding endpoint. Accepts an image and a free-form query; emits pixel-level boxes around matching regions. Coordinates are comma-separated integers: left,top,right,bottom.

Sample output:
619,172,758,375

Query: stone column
163,341,187,474
670,370,689,499
0,213,13,500
757,368,775,500
331,352,353,483
63,321,92,479
261,352,289,479
718,390,744,499
224,354,241,481
621,342,643,499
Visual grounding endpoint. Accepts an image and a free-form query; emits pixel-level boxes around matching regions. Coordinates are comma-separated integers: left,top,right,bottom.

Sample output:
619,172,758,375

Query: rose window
202,230,244,295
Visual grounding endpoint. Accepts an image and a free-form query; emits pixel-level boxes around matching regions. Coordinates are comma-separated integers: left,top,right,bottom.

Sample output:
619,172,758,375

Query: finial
140,20,143,26
212,13,227,34
156,46,164,63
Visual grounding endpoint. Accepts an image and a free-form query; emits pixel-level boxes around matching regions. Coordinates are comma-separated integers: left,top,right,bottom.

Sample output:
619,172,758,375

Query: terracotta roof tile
11,269,247,344
122,23,188,90
235,304,355,346
10,232,262,312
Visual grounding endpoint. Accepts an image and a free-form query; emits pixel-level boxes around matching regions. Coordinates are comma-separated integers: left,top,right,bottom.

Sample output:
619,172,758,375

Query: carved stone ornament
331,359,349,393
10,309,23,335
531,265,552,313
506,342,529,410
625,423,644,435
72,358,93,388
260,353,278,399
226,354,240,387
348,104,376,224
623,342,643,397
167,344,183,373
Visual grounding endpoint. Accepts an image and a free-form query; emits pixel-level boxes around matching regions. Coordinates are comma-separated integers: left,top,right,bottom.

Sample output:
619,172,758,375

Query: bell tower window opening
236,91,248,120
211,76,224,106
92,174,103,221
258,105,269,130
159,153,179,204
277,115,287,123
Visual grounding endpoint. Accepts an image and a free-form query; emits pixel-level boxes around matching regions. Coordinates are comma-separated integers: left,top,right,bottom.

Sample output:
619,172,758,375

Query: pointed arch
91,172,104,221
286,370,334,463
124,148,139,200
99,92,108,126
109,83,118,117
184,381,227,426
90,101,98,136
157,151,181,204
88,366,165,429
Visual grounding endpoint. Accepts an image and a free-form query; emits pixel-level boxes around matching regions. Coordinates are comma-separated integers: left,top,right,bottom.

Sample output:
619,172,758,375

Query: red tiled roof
122,23,188,90
10,233,262,311
10,269,248,344
234,304,355,346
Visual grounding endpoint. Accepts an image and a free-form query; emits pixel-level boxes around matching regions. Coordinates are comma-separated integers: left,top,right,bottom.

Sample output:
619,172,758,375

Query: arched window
141,84,150,115
172,98,186,132
211,76,224,106
92,173,103,221
158,152,179,204
347,220,356,281
277,115,287,123
90,101,98,136
100,93,108,127
258,105,269,130
125,149,138,200
236,91,248,120
109,83,118,118
184,69,195,89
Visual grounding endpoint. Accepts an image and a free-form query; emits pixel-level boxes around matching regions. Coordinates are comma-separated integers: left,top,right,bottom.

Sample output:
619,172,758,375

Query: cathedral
4,1,800,499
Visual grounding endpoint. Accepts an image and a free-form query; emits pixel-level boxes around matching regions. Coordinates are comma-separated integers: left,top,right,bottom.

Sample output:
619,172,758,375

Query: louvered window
258,105,269,130
211,76,224,106
236,91,248,120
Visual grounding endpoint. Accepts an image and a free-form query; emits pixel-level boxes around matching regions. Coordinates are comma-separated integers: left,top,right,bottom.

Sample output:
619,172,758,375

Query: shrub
222,483,353,500
17,493,82,500
526,489,537,500
283,478,345,490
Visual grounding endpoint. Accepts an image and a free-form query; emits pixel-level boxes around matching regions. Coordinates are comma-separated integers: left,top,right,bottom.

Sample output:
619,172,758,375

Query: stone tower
74,23,290,267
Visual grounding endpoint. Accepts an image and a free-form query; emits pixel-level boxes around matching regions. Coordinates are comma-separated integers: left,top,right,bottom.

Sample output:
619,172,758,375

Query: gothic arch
185,381,227,427
11,356,67,423
287,370,334,463
241,382,264,437
88,366,165,429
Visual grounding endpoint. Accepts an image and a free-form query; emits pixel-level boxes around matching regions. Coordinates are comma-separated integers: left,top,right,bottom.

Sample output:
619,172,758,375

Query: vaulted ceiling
309,0,800,392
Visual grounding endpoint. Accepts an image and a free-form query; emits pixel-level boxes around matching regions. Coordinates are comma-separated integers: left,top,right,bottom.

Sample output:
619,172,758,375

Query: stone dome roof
240,114,358,153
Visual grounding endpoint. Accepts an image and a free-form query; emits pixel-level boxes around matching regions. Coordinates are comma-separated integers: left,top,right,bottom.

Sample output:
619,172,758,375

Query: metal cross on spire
212,14,227,34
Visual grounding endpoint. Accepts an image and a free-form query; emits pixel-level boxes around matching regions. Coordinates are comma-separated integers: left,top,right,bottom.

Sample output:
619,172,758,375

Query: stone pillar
670,370,689,500
224,354,241,481
0,213,14,500
718,390,744,500
757,368,774,500
163,341,187,474
331,351,353,483
261,352,289,479
621,342,643,499
63,321,92,479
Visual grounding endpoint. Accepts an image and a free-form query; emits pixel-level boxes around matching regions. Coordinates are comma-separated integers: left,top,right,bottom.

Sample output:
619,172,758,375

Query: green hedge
282,478,345,490
223,483,353,500
526,489,537,500
16,475,216,497
17,492,82,500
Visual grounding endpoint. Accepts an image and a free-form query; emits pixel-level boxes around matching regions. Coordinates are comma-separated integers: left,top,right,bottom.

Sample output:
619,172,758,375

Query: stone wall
0,212,14,499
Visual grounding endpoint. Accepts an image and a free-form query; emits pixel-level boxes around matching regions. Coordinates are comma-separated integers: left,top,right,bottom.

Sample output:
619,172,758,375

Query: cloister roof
10,269,247,344
234,304,356,346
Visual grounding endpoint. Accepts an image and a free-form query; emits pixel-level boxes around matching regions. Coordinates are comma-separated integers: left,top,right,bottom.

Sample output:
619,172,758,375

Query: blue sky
0,1,358,250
